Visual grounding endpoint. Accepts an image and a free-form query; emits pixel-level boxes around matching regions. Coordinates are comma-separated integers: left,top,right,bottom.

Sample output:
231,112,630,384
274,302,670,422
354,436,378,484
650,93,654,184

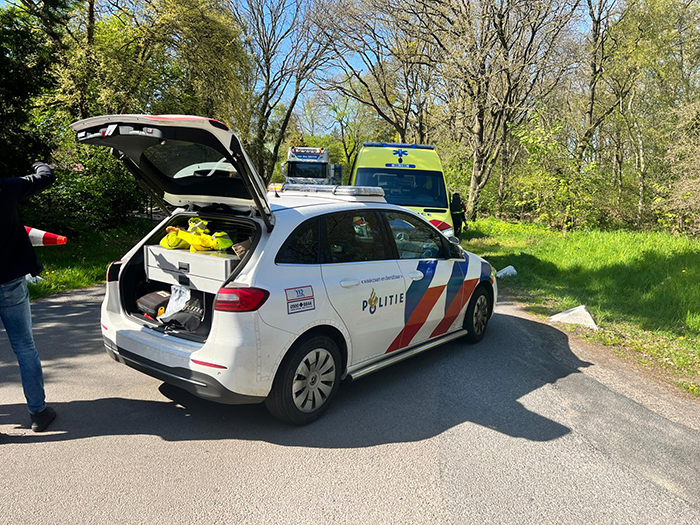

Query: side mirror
450,193,462,213
448,239,463,258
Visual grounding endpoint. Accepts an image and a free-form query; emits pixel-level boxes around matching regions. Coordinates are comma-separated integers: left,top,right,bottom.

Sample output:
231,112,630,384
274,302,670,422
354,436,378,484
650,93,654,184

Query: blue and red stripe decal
387,258,492,353
402,260,437,325
387,260,439,353
430,278,479,337
444,260,468,315
480,261,493,283
387,283,445,353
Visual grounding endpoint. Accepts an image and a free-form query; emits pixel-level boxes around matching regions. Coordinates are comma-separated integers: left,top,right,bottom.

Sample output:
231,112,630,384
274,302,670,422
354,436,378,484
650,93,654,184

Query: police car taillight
429,220,451,231
214,287,269,312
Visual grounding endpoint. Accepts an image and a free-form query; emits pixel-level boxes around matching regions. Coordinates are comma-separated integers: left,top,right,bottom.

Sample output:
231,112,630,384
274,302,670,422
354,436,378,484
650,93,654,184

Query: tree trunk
466,106,485,221
349,151,359,178
497,124,508,215
633,122,646,229
86,0,95,46
77,0,96,119
615,142,623,209
268,88,302,183
466,166,482,222
253,94,270,181
575,0,603,169
396,125,407,143
255,121,267,182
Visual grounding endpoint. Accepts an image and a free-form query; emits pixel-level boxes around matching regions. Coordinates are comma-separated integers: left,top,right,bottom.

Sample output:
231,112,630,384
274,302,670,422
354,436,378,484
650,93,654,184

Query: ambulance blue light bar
268,183,385,197
363,142,435,150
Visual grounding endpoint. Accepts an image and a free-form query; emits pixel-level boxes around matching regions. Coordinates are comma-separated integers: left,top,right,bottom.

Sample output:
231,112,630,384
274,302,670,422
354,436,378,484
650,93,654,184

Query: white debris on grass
549,305,598,330
496,265,517,278
25,274,45,284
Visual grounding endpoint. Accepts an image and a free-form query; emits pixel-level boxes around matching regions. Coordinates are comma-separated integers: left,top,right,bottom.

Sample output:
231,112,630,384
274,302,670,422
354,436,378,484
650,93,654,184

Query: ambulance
350,143,465,236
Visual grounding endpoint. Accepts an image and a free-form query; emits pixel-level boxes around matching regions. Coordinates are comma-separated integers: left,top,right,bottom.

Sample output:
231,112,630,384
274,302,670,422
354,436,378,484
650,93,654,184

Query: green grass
28,220,155,300
462,218,700,393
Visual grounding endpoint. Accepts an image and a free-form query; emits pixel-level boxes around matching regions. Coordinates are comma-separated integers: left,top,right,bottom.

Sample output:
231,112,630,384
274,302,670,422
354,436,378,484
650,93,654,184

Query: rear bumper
103,337,265,405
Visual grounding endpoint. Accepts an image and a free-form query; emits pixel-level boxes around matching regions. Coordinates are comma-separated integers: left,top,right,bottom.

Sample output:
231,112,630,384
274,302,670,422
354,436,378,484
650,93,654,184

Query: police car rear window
143,141,240,180
276,218,320,264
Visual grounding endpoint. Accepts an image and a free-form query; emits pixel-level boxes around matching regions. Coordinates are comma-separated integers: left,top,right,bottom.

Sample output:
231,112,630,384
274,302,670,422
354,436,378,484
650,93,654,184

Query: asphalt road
1,287,699,524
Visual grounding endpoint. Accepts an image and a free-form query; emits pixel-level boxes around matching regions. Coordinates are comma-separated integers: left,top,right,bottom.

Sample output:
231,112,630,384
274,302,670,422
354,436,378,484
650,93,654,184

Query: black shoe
30,406,56,432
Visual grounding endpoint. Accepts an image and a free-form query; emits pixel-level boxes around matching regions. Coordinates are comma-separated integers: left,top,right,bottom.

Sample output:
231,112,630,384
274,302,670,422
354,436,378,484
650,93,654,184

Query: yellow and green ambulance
351,143,465,236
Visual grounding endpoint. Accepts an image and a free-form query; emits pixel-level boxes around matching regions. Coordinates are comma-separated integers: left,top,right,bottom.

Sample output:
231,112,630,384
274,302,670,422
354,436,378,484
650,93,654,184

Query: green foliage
440,143,473,197
0,6,56,174
463,217,700,387
466,218,700,337
53,0,249,120
21,126,146,235
12,0,247,236
508,114,613,230
664,101,700,233
28,220,155,300
4,0,700,241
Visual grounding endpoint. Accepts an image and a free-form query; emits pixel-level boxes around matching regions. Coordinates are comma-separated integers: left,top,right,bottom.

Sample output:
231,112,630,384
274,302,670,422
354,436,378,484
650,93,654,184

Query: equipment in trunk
118,213,258,342
162,294,204,332
144,245,240,294
136,290,171,318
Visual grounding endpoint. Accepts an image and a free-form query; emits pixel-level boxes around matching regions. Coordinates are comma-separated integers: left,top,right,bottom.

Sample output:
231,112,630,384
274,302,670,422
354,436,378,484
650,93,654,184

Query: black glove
31,162,54,176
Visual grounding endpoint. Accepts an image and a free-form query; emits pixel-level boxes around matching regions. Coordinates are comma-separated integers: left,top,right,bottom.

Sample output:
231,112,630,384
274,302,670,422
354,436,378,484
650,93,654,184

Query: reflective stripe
430,278,479,338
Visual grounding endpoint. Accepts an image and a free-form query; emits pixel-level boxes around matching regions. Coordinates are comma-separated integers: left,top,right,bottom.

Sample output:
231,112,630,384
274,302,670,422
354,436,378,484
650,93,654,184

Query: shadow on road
1,292,591,448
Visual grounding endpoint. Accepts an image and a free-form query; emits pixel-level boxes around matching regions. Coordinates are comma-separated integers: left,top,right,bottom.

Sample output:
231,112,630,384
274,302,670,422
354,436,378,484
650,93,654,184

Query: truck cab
282,146,342,185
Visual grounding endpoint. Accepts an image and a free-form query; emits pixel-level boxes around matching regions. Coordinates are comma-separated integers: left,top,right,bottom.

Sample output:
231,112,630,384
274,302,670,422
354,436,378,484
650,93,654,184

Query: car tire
265,335,342,425
464,285,491,343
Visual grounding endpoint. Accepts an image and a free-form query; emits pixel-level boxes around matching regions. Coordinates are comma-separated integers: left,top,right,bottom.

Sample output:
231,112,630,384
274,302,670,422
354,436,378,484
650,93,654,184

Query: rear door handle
408,271,424,281
340,279,360,288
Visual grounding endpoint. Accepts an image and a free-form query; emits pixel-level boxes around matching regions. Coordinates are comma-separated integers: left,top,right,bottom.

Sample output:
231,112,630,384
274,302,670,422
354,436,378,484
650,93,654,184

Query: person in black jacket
0,162,57,432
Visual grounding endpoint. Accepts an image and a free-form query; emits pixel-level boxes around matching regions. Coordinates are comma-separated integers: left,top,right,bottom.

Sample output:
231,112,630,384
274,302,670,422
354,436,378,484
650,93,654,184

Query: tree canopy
2,0,699,234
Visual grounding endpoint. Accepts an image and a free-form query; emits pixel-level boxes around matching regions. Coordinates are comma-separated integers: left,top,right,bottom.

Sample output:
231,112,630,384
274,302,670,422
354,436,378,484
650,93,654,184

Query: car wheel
265,335,341,425
464,285,491,343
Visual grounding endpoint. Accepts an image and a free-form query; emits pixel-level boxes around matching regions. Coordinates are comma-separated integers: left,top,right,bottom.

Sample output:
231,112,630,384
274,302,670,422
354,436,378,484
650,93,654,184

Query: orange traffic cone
24,226,67,247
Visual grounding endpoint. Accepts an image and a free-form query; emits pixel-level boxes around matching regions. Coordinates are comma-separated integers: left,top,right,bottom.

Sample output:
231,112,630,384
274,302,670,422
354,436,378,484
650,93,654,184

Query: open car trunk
119,213,259,342
70,114,274,232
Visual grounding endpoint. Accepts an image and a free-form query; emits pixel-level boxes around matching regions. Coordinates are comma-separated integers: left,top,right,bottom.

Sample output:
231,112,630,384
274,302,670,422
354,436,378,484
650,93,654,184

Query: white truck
282,146,342,185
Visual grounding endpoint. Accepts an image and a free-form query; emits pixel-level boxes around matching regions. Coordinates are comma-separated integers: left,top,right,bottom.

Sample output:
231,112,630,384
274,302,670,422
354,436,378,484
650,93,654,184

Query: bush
0,7,56,175
20,124,147,235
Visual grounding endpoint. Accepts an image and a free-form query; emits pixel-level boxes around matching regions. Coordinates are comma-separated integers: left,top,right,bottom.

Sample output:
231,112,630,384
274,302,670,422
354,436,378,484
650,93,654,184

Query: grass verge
28,220,155,300
462,218,700,397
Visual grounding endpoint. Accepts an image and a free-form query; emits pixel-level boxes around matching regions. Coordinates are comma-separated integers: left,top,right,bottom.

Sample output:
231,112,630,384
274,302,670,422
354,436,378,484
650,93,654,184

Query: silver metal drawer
144,245,239,294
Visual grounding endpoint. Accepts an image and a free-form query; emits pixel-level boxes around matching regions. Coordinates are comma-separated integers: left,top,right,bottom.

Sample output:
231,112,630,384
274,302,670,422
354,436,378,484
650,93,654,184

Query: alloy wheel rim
293,348,336,413
473,295,489,335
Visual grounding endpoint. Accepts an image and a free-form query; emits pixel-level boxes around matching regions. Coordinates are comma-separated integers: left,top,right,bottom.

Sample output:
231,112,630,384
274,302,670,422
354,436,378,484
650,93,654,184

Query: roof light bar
363,142,435,150
291,146,326,153
267,183,385,197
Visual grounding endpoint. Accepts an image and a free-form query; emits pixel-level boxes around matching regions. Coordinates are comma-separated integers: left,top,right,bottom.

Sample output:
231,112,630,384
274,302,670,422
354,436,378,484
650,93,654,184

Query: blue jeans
0,277,46,414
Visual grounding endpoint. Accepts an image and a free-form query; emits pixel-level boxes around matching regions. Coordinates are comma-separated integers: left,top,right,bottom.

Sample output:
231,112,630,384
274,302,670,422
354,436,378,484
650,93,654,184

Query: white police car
72,115,497,425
